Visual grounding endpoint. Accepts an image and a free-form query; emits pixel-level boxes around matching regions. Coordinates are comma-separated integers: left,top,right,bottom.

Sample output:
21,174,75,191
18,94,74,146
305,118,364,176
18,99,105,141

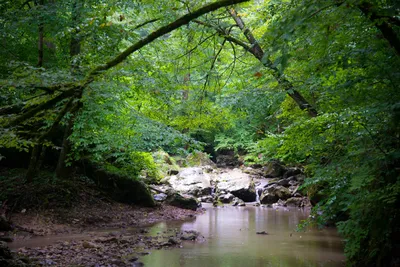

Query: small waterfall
211,186,216,196
255,187,262,203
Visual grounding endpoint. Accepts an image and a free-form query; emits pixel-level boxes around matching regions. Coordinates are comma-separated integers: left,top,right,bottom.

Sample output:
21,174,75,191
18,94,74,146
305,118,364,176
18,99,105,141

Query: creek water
141,203,345,267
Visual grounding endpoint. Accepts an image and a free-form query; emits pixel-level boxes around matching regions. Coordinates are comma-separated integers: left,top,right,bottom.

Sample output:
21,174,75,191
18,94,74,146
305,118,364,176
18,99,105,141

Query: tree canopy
1,0,399,266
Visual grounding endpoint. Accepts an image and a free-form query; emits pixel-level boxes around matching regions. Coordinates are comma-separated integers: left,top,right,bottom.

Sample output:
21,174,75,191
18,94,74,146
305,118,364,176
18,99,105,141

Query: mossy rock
82,160,156,207
166,192,199,211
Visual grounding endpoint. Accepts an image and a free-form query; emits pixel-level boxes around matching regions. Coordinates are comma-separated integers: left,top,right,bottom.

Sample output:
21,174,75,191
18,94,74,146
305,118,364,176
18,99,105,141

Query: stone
283,167,302,178
199,195,213,203
168,167,212,197
232,197,245,207
276,178,290,187
216,169,256,202
256,231,268,235
218,193,234,203
180,230,201,241
262,160,286,178
166,193,200,211
82,241,97,249
260,185,291,204
153,193,168,202
285,197,304,207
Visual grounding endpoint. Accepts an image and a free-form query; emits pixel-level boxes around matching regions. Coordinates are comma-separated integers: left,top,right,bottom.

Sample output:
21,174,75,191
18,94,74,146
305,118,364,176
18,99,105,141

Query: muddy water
141,203,345,267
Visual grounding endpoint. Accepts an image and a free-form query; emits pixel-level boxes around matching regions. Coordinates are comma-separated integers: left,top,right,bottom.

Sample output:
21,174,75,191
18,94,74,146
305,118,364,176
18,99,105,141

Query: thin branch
87,0,250,79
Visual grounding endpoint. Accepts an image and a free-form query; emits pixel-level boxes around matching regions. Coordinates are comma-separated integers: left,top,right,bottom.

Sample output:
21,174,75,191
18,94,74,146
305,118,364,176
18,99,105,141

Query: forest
0,0,399,266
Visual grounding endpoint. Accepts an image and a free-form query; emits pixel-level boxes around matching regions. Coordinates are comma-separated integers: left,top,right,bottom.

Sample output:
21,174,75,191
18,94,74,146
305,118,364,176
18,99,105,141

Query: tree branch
86,0,249,79
358,2,400,56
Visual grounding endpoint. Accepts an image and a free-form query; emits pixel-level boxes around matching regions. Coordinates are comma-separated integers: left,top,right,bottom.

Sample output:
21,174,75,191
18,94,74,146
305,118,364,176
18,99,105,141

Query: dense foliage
0,0,399,266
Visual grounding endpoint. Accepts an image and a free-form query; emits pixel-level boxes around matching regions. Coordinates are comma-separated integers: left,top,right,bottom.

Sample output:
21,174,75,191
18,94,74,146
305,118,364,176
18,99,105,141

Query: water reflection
142,204,345,267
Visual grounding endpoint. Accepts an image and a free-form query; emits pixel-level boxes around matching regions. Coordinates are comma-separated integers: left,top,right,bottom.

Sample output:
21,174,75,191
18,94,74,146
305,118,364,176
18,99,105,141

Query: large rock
166,192,199,211
216,169,256,202
283,167,302,178
218,193,234,203
168,167,212,197
260,185,291,204
232,197,246,206
81,160,156,207
262,161,286,178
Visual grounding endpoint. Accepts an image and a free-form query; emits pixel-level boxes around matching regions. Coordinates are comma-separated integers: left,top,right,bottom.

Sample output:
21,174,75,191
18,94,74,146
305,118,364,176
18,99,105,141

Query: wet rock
232,197,245,207
166,192,199,211
285,197,304,207
272,199,287,208
166,237,180,245
256,231,268,235
179,230,201,241
218,193,234,203
168,167,212,197
153,193,168,202
199,195,213,203
260,185,291,204
216,169,256,202
262,160,286,178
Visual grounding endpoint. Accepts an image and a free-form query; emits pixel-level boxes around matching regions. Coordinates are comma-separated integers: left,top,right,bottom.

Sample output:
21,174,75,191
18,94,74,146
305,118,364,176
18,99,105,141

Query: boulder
199,196,213,203
168,167,212,197
216,169,256,202
276,178,290,187
262,161,286,178
218,193,234,203
242,167,264,177
166,192,199,211
285,197,304,207
81,160,156,207
283,167,302,178
232,197,246,206
186,152,216,167
260,185,291,204
179,230,202,241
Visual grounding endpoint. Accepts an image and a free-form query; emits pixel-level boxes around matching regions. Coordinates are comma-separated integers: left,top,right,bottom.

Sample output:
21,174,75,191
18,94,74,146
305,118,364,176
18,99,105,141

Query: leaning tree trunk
227,8,318,117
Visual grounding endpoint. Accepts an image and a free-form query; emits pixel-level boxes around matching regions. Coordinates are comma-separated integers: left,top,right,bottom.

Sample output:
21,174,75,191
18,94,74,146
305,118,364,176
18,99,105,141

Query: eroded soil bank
0,168,200,266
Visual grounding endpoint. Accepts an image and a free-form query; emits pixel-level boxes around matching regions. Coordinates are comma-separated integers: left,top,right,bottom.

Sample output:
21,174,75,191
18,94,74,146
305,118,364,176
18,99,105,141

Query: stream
141,203,344,267
9,203,345,266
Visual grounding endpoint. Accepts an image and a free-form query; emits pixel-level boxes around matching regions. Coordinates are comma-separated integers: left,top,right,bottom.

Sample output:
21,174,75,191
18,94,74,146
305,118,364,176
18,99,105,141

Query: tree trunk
358,3,400,56
227,8,318,117
70,0,81,68
37,0,44,67
55,115,75,179
25,144,41,183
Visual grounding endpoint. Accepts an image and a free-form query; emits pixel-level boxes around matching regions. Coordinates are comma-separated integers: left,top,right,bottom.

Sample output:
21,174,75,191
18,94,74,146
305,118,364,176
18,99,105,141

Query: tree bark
358,2,400,56
70,0,81,71
25,97,74,182
227,8,318,117
37,0,44,67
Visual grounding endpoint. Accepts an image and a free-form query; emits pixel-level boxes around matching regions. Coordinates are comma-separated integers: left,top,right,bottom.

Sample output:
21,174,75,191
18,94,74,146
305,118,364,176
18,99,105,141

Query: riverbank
0,168,200,266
